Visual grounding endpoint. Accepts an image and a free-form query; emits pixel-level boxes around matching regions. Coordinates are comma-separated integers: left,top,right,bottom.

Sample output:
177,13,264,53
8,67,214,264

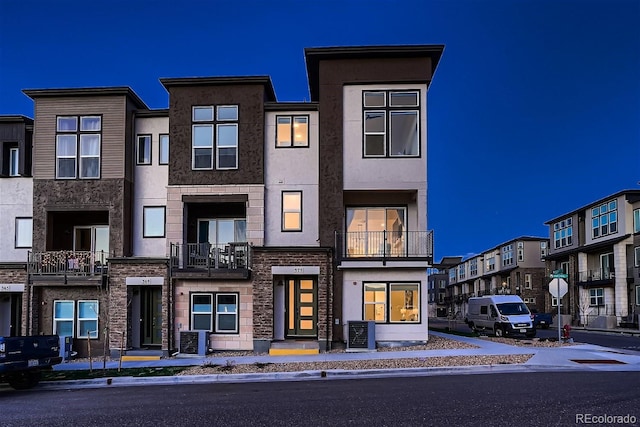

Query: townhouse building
0,44,441,357
427,256,462,317
444,237,549,319
544,190,640,329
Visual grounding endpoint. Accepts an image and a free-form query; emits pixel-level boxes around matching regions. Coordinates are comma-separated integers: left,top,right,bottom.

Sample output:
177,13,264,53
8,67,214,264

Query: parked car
530,309,553,329
464,295,536,338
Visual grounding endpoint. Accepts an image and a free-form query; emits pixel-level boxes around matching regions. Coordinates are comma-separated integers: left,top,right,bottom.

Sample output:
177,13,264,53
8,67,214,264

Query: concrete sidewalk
39,331,640,390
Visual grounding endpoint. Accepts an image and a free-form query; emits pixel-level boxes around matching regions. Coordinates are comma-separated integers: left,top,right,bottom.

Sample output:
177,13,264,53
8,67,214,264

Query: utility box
346,321,376,352
58,336,74,361
179,331,210,355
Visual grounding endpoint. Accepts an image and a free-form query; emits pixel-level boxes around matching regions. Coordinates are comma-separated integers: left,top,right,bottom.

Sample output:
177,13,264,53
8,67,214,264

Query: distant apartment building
427,256,462,317
544,190,640,329
444,237,549,318
0,44,442,356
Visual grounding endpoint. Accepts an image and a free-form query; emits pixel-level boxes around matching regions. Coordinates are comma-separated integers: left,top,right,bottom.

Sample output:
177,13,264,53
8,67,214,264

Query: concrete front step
268,340,320,356
121,349,163,361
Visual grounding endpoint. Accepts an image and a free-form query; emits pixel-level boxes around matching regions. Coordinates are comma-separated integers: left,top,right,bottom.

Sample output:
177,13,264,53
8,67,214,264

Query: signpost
549,270,569,343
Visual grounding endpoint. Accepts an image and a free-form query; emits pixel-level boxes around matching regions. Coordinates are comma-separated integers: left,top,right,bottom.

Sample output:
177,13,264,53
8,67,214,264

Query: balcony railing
578,269,615,282
28,250,108,277
170,242,249,271
335,230,433,261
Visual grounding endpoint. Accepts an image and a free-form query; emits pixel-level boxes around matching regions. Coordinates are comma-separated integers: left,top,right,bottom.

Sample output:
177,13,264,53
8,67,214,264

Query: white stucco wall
0,178,33,262
342,84,428,230
341,269,428,342
264,110,319,247
133,116,168,257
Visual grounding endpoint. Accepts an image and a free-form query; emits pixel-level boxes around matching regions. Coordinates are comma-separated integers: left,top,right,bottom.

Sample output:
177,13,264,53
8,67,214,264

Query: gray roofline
0,115,34,123
304,44,445,101
159,76,276,102
544,189,640,225
22,86,148,109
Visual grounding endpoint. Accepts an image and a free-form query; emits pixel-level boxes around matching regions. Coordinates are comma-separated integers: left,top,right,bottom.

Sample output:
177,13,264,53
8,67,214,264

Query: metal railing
578,269,615,282
335,230,433,260
170,242,250,271
28,250,108,276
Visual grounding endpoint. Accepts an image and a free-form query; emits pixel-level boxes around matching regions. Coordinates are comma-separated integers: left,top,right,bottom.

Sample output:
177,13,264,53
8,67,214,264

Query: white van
464,295,535,338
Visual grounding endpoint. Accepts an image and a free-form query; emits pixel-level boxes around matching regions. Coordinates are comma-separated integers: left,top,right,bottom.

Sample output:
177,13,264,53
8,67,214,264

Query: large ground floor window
53,299,99,338
363,282,420,323
191,292,239,333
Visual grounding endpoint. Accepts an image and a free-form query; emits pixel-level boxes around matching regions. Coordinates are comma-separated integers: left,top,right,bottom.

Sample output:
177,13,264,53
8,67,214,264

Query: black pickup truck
0,335,62,389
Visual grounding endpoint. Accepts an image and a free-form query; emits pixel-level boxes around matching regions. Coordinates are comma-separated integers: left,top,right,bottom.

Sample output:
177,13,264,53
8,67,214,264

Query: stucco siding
133,116,169,257
0,178,33,261
264,110,320,246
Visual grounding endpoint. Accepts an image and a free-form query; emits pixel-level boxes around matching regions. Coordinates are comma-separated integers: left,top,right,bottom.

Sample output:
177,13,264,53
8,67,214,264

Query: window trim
190,292,240,334
191,293,213,331
77,300,99,339
589,288,604,306
55,115,102,180
362,90,421,159
53,300,75,337
215,123,238,170
143,206,166,238
282,191,302,232
159,134,169,165
9,147,19,176
215,293,239,333
275,115,310,148
136,134,152,165
15,217,32,249
363,281,421,324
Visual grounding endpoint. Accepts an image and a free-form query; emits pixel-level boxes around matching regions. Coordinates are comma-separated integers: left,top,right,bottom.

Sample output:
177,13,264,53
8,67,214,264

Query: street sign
550,269,568,279
549,278,568,298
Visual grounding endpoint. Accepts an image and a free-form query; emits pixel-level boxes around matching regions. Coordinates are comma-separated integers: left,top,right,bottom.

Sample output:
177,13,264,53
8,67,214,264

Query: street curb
36,363,594,390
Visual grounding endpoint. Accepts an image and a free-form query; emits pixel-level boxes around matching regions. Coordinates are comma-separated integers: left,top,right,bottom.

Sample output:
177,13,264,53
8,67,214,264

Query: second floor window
192,105,238,170
592,200,617,238
282,191,302,231
9,147,19,176
159,134,169,165
486,255,495,271
502,245,513,266
137,135,151,165
554,218,573,248
634,208,640,233
56,115,101,179
276,116,309,147
470,259,478,276
458,264,465,280
363,90,420,158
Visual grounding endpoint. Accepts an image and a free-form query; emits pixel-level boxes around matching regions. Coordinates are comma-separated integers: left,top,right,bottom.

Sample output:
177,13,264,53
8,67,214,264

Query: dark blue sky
1,0,638,260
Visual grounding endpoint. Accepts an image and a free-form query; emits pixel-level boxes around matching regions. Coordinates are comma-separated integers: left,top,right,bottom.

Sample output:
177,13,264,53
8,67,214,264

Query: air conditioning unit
179,330,210,355
347,320,376,351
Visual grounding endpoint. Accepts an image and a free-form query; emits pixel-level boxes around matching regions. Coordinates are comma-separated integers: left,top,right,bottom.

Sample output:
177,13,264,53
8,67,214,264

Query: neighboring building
0,115,33,337
0,44,442,356
427,256,462,317
544,190,640,329
445,237,549,319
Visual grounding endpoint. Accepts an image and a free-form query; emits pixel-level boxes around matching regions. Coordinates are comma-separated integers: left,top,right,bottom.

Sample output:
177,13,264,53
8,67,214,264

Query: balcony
577,268,615,285
170,242,250,279
335,230,433,265
28,250,108,284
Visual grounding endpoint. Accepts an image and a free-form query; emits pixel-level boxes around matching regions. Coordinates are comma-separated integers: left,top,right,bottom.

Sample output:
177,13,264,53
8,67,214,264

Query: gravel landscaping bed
175,335,537,376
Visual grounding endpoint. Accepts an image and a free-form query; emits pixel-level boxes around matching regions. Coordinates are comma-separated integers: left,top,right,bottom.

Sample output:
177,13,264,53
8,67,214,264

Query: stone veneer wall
173,279,253,351
165,185,265,248
107,258,169,356
251,248,333,351
38,286,107,358
0,264,27,335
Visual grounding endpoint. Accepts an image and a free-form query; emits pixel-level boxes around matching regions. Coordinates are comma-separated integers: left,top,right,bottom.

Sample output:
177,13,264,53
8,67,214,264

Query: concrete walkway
40,331,640,390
